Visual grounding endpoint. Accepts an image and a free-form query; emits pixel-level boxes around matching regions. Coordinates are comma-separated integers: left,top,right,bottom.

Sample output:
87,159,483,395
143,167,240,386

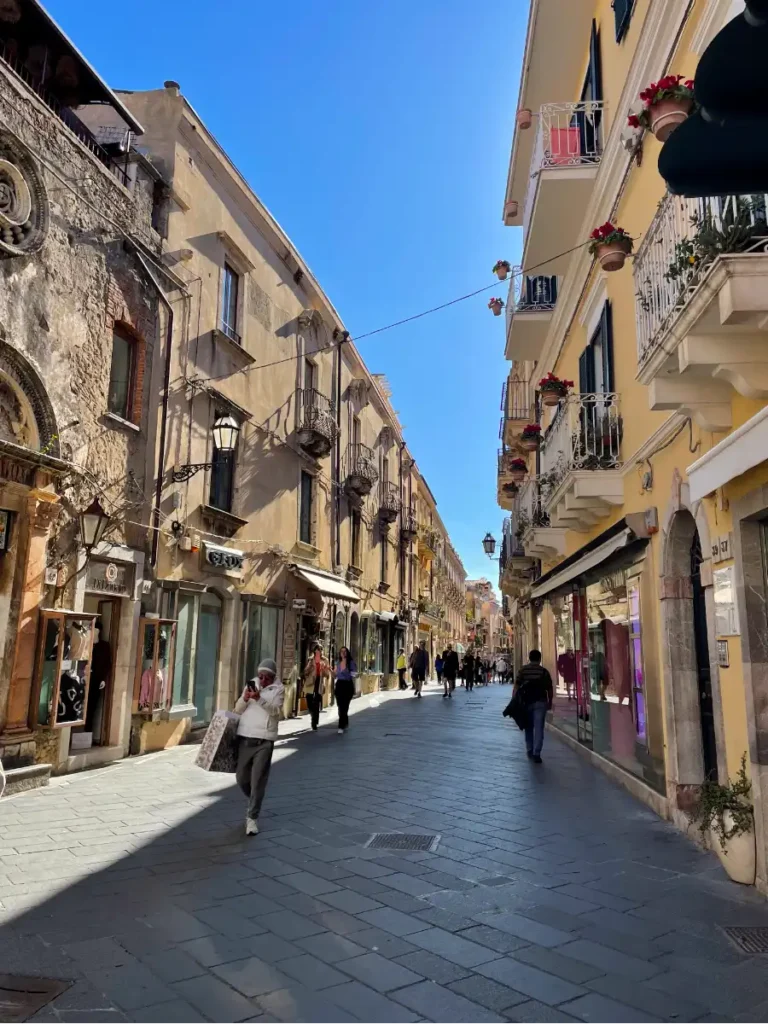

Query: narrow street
3,686,768,1024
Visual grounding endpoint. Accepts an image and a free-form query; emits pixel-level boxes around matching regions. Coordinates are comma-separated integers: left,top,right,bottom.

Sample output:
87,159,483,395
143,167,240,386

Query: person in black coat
442,645,460,699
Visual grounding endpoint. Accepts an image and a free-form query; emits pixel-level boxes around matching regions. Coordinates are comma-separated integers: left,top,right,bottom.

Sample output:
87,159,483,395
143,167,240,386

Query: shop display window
242,602,279,684
134,618,176,714
34,611,97,728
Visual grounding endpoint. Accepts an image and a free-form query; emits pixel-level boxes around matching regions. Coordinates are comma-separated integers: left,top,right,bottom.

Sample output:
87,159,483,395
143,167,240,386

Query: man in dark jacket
442,645,460,698
463,652,475,692
513,649,553,763
410,641,429,698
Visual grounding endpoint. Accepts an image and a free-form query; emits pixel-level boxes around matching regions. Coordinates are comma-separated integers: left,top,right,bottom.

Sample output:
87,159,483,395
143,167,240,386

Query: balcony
400,506,418,544
539,393,624,532
505,270,558,361
297,388,338,458
378,481,402,523
517,479,566,559
344,442,378,501
521,101,605,274
499,516,536,597
633,192,768,430
418,596,441,624
501,375,536,449
497,448,527,512
418,525,439,558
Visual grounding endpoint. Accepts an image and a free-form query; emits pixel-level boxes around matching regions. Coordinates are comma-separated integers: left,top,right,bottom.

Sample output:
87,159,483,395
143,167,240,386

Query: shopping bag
196,710,240,773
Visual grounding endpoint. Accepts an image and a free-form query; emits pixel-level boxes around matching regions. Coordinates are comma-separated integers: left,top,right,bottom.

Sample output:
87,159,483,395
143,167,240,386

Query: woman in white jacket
234,658,285,835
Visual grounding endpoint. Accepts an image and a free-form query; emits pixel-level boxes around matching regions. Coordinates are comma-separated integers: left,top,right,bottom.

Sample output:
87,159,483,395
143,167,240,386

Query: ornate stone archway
660,470,726,822
0,340,59,455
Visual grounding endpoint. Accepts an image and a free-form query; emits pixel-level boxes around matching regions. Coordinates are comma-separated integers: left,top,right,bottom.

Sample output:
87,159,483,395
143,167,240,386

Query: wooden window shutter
613,0,634,43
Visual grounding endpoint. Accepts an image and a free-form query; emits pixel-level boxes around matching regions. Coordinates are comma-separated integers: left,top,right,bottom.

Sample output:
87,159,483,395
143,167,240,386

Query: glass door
193,592,222,726
573,590,593,746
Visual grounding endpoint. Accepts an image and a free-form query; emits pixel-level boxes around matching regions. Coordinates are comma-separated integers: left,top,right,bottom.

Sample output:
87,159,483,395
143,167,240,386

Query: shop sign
85,559,134,597
204,542,244,572
292,598,307,611
0,457,34,487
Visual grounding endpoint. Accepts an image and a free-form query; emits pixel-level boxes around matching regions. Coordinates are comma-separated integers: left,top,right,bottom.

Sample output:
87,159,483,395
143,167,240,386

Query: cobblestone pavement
4,684,768,1023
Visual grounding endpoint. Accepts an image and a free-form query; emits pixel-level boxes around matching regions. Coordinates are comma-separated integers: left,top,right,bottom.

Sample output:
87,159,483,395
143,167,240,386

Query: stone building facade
0,0,165,783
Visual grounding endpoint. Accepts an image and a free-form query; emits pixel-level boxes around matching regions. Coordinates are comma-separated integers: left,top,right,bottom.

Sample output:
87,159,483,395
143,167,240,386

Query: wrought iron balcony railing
344,442,378,497
524,100,605,232
507,269,558,316
633,192,768,367
401,505,418,541
517,479,550,539
539,393,622,495
379,480,402,523
297,388,338,457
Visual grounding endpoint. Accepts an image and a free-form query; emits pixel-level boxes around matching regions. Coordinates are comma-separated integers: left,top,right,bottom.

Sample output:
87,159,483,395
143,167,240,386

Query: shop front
535,521,665,794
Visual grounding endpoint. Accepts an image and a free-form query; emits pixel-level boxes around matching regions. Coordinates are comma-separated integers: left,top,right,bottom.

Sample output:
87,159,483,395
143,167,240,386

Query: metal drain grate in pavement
365,832,440,852
722,926,768,954
0,974,71,1023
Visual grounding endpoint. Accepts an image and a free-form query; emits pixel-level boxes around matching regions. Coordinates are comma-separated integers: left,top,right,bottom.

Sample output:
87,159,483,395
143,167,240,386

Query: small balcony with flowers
538,377,624,533
497,448,530,512
516,476,566,560
504,267,558,362
633,191,768,430
499,515,536,598
505,100,605,278
500,373,536,449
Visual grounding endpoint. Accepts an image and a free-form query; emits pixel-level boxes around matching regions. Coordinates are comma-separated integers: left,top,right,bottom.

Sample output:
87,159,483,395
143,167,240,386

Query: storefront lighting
79,497,110,555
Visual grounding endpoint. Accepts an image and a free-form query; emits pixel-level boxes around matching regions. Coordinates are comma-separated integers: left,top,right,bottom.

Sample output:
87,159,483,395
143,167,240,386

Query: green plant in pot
692,754,755,885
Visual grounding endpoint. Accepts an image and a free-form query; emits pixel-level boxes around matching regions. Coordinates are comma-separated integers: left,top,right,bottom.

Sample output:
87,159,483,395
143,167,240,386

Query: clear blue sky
47,0,524,584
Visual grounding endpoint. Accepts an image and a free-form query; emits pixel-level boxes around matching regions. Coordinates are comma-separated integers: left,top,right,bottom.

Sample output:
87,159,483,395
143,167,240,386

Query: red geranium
538,372,573,392
588,223,632,257
628,75,695,132
508,457,528,472
521,423,541,434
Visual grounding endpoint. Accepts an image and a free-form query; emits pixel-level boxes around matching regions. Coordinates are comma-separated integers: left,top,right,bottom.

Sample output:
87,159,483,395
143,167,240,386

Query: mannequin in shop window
56,623,91,724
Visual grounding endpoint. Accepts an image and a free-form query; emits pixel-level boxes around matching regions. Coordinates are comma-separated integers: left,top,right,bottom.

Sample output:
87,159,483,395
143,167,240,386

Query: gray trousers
236,737,274,820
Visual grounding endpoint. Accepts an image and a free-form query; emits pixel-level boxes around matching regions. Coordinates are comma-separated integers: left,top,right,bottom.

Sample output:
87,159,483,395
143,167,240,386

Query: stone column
1,492,61,739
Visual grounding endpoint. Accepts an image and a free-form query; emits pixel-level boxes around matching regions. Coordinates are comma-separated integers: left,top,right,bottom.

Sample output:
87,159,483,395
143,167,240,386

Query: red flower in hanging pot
587,223,633,272
492,259,511,280
627,74,695,140
488,297,505,316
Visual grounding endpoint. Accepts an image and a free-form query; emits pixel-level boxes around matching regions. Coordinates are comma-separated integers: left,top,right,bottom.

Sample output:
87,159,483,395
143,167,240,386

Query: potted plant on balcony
588,222,634,272
516,108,533,130
519,423,541,451
492,259,511,281
628,75,695,142
507,457,528,484
501,481,519,496
691,754,755,885
488,296,505,317
538,372,573,407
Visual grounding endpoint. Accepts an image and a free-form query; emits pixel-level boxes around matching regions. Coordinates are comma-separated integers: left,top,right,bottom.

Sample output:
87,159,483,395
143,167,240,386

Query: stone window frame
216,231,254,352
296,466,319,555
106,324,139,424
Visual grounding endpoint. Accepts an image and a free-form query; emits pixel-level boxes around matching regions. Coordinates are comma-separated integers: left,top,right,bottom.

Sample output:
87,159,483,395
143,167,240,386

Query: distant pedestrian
435,651,444,689
410,641,429,698
397,648,408,690
513,649,553,764
442,644,459,698
235,659,285,835
463,652,475,692
334,646,356,734
302,643,330,731
496,655,508,684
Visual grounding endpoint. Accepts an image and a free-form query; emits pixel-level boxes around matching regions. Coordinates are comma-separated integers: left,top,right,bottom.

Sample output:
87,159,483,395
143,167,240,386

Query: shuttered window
613,0,634,43
578,301,615,395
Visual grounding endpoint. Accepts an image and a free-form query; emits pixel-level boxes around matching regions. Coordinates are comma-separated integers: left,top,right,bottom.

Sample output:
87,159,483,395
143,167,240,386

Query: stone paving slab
5,683,768,1022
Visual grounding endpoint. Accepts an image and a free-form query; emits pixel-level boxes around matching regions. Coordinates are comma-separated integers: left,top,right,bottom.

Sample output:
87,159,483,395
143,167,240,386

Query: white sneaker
337,728,344,735
245,817,259,836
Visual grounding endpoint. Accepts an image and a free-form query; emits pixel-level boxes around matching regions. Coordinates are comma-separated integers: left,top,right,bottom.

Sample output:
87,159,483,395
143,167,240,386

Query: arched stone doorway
661,502,725,816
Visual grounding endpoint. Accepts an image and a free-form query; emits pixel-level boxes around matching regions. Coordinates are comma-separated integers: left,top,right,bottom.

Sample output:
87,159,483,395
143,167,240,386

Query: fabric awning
530,528,633,600
294,567,359,603
377,611,398,622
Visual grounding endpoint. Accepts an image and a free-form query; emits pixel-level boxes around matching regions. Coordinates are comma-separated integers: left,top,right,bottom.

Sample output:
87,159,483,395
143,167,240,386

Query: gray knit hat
257,658,277,678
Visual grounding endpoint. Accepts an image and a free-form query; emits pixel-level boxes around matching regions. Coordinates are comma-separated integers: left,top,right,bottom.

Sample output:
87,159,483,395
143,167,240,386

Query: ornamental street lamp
172,414,241,483
482,532,497,558
79,497,111,555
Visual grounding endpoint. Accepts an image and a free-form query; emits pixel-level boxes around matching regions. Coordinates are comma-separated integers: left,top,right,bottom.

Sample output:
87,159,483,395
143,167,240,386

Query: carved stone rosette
0,130,49,258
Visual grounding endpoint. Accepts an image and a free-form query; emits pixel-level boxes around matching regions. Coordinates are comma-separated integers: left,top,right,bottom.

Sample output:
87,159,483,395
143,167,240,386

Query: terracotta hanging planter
504,200,519,220
519,424,541,451
516,108,533,130
488,297,504,317
492,260,511,281
510,469,526,484
538,373,573,408
648,97,693,141
588,222,634,273
540,391,563,407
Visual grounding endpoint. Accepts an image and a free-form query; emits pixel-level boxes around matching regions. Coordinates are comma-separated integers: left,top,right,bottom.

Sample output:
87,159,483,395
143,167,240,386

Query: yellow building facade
499,0,768,889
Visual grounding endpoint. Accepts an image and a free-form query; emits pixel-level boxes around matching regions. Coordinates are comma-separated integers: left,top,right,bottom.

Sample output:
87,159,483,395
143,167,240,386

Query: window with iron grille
613,0,634,42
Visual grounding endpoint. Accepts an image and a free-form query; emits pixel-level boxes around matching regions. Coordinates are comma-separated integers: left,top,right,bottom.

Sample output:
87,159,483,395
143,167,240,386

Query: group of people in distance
396,644,511,697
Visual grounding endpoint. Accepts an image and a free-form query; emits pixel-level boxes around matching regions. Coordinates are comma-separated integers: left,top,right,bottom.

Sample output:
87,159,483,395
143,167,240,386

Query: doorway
193,591,222,727
81,596,119,746
691,531,719,781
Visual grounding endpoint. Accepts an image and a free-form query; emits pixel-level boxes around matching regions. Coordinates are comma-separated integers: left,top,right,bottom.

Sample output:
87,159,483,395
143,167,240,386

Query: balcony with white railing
633,192,768,431
499,515,537,597
539,393,624,532
505,269,559,362
522,101,605,275
516,478,566,560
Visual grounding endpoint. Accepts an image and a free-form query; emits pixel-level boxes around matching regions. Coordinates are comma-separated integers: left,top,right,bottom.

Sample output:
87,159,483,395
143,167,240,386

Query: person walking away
235,659,285,835
334,646,356,733
302,643,330,730
410,640,429,697
442,644,459,698
513,649,553,763
463,652,475,692
435,651,444,690
397,648,408,690
496,655,508,684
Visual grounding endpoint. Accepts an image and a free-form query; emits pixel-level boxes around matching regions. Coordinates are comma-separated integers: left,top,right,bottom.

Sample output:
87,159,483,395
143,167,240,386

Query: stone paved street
4,684,768,1023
